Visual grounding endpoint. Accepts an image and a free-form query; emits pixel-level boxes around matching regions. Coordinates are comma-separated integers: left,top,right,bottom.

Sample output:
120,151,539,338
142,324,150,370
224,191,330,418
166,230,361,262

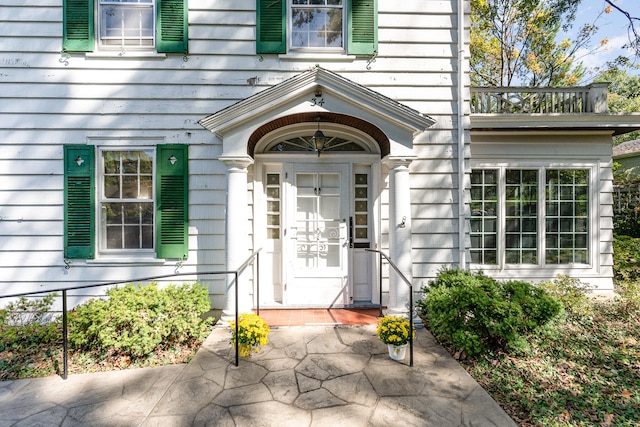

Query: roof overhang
198,67,435,159
471,113,640,136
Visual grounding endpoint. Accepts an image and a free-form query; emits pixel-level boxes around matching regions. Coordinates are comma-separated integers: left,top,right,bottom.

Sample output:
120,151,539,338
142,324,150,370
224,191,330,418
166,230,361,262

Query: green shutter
156,0,189,54
156,145,189,259
64,146,95,259
256,0,286,54
62,0,94,52
348,0,377,55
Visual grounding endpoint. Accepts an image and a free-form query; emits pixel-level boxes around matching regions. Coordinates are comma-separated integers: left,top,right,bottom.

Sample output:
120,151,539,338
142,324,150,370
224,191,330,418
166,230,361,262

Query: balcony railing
471,83,609,114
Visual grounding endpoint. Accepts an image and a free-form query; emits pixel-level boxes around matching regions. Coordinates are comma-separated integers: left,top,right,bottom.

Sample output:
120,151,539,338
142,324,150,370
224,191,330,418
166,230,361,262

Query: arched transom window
266,135,367,154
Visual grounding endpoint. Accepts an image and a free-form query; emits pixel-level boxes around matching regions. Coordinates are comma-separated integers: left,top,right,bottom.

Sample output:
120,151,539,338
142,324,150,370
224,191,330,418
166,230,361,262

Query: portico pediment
198,66,435,158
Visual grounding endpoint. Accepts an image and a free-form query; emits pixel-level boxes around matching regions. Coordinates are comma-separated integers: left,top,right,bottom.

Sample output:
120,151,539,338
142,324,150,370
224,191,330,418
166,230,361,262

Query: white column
220,156,253,318
383,158,414,317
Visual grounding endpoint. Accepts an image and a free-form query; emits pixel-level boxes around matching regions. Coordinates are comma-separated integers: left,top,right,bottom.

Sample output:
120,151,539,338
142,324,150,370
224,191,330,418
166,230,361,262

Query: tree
595,68,640,143
471,0,597,87
604,0,639,58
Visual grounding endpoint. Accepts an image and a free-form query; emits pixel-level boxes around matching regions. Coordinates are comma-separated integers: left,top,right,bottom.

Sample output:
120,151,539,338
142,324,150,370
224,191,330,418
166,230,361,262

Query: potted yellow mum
376,315,414,360
229,313,271,357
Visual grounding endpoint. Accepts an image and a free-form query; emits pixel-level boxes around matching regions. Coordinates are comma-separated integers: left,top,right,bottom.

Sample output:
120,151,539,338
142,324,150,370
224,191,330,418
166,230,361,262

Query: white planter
387,343,408,360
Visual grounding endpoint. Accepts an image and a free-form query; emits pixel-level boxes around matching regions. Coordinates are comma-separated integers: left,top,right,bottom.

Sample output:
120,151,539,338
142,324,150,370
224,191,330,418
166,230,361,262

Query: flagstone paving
0,325,517,426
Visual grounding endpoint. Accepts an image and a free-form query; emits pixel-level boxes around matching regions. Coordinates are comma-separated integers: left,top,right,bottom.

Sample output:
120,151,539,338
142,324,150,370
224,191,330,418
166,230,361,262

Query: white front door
286,166,349,306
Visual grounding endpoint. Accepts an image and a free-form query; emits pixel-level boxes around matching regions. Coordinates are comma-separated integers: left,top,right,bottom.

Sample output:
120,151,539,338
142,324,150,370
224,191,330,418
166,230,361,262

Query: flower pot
238,343,252,357
388,343,408,360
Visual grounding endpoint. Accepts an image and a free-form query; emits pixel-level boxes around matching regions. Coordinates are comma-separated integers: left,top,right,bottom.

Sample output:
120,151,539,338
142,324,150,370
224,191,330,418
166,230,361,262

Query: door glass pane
296,173,341,269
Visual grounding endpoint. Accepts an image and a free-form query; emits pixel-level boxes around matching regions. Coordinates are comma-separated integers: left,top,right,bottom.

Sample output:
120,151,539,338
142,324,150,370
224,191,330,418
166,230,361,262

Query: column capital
382,156,416,169
220,155,254,170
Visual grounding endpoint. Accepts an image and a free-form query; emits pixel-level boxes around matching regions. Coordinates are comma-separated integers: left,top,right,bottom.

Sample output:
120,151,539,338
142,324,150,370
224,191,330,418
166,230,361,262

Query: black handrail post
234,271,239,367
62,290,68,380
256,252,260,316
378,252,383,317
409,282,414,367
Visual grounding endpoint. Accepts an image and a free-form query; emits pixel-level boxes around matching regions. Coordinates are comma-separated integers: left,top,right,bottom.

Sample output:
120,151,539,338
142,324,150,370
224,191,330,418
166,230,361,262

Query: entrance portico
199,67,434,317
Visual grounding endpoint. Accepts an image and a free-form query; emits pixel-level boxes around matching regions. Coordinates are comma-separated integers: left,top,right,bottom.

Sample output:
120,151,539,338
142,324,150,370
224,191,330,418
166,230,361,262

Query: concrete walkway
0,325,517,427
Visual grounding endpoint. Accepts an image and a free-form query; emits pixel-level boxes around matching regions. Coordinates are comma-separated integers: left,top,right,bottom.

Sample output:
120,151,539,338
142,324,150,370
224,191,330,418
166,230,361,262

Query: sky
562,0,639,79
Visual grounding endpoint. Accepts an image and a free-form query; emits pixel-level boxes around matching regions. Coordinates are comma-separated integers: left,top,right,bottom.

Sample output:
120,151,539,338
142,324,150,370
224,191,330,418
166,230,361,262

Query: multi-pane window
100,150,154,250
99,0,154,49
470,170,497,264
470,168,590,266
354,173,368,241
545,169,589,264
291,0,344,49
266,174,281,239
505,169,538,264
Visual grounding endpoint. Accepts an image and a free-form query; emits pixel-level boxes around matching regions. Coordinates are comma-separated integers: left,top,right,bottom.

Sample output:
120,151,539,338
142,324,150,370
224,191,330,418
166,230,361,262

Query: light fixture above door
312,116,326,157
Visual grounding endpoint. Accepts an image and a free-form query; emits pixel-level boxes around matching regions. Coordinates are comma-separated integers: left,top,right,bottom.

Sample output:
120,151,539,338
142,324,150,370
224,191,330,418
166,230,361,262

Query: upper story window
62,0,188,54
291,0,344,51
99,0,154,49
257,0,376,56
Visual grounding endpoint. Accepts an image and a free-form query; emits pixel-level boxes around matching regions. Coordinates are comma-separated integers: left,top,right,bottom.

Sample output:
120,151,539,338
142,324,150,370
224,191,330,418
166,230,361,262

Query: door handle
349,216,354,248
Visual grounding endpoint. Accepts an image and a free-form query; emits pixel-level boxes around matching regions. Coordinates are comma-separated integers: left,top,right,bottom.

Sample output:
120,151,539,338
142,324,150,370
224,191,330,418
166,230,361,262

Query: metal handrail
0,248,262,377
365,248,414,367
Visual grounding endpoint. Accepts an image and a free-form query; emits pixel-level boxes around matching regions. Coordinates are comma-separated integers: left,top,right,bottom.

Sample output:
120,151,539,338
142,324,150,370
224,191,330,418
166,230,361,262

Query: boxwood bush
68,282,214,358
418,269,561,357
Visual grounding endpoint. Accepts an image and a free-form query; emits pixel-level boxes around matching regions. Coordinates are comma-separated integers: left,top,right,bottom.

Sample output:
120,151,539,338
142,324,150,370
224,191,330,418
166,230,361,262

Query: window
99,0,154,49
291,0,344,50
256,0,377,55
266,135,366,153
545,169,589,264
64,144,188,260
100,150,154,251
470,169,497,264
470,167,590,267
266,173,281,239
62,0,188,53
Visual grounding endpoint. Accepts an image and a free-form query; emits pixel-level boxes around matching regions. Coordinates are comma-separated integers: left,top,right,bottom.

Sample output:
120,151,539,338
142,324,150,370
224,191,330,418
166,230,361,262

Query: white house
1,0,638,316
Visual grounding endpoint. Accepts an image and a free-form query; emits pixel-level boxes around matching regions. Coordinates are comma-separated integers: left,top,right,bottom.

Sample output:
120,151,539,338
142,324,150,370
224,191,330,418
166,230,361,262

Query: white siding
0,0,466,308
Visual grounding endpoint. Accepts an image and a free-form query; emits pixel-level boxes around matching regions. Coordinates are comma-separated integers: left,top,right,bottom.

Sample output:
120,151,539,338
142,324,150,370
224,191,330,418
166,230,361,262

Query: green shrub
613,235,640,311
418,269,561,357
537,275,593,317
0,294,60,379
68,282,214,358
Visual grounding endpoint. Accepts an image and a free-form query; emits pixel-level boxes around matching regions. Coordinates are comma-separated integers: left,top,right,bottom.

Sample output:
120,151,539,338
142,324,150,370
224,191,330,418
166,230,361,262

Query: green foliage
465,301,640,426
596,68,640,144
418,269,561,357
538,274,594,317
0,294,60,379
68,282,214,358
470,0,590,86
613,235,640,311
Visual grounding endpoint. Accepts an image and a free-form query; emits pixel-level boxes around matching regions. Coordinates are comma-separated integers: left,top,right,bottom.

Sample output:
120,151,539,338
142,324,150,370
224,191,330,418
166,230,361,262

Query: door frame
253,154,381,308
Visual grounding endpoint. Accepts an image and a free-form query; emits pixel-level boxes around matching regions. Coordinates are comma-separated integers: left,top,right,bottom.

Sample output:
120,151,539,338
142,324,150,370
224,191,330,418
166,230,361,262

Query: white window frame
469,162,597,271
98,147,156,256
289,0,346,53
97,0,156,51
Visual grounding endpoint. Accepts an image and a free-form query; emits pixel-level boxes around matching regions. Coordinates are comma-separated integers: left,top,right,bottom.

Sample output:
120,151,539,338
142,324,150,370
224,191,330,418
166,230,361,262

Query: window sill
86,51,166,59
278,52,356,61
87,257,167,265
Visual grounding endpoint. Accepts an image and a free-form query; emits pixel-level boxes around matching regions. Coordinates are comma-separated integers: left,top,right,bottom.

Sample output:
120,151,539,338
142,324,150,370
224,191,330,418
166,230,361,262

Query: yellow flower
376,315,414,345
230,313,270,349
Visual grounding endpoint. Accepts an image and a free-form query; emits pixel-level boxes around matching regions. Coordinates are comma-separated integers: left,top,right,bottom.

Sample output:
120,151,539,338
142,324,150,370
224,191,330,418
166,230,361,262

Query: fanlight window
267,136,366,153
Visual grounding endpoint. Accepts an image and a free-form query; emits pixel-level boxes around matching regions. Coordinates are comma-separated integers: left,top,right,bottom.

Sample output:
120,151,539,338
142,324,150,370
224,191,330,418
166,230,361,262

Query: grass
0,324,206,380
456,233,640,426
461,301,640,426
